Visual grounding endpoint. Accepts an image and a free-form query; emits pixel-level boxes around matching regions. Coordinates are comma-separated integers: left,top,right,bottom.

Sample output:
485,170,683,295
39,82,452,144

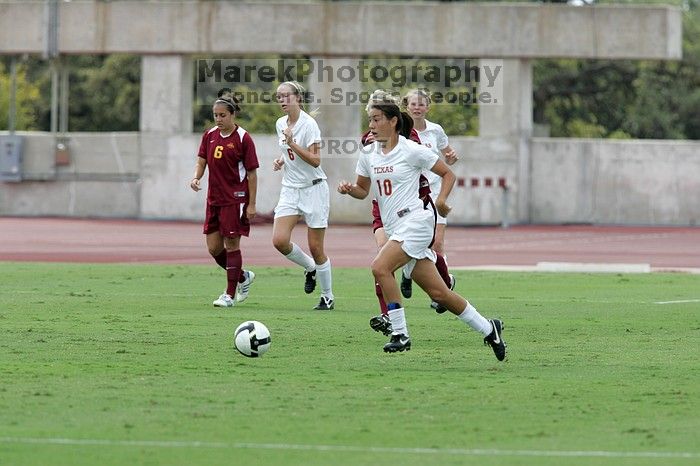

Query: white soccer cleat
236,270,256,303
213,292,235,307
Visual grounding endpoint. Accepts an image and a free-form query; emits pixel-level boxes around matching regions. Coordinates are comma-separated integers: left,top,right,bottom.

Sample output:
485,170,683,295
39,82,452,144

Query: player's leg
203,203,227,269
221,235,242,305
210,232,239,308
273,186,316,290
308,227,333,310
204,205,233,307
372,240,412,352
369,226,392,335
430,222,456,312
305,181,333,309
272,214,316,291
411,259,506,361
224,202,254,303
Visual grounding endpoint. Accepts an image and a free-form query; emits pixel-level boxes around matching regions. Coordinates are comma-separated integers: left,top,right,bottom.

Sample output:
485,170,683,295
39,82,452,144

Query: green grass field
1,262,698,466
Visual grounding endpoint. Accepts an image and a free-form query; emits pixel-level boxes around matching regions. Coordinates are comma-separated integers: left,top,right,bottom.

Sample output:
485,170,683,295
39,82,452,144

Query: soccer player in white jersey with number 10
400,89,459,312
337,97,506,360
271,81,335,311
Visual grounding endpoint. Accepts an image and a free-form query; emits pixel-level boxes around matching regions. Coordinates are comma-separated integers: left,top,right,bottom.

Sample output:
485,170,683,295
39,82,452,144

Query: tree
0,60,43,131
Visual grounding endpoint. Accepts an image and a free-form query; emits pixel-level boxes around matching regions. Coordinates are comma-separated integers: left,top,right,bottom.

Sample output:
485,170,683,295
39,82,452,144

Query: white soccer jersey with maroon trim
356,136,438,235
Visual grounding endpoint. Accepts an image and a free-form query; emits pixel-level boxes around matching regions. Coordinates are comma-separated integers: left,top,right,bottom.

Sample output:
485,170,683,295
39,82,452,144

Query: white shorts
429,179,447,225
388,207,437,266
274,180,329,228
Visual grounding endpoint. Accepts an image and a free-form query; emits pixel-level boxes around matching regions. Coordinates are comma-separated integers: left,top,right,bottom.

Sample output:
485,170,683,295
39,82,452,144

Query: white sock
388,307,409,337
316,259,333,299
401,267,410,280
457,303,492,336
284,243,315,272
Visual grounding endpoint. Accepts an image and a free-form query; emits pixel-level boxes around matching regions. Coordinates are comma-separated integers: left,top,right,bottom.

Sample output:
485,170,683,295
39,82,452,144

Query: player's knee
272,237,291,254
309,246,326,263
370,261,389,281
429,286,449,304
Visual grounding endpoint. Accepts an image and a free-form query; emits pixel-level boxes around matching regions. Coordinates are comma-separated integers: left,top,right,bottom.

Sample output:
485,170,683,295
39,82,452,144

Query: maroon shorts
203,202,250,237
371,199,383,232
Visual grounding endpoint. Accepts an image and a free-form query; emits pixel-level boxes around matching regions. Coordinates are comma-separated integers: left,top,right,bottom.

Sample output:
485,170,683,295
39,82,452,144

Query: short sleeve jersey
197,125,259,206
275,110,326,188
360,128,431,198
416,119,449,187
356,136,438,234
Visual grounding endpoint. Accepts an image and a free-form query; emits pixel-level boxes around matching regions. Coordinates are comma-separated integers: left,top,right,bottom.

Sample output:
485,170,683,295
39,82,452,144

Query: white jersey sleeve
418,120,449,188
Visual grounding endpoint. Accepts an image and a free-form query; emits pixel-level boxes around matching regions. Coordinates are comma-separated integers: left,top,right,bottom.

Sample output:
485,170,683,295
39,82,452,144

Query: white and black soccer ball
234,320,271,357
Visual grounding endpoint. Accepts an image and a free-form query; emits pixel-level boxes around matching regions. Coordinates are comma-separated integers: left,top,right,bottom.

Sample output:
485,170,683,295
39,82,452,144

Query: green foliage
0,55,140,132
534,1,700,140
0,61,43,131
1,263,699,466
66,55,140,131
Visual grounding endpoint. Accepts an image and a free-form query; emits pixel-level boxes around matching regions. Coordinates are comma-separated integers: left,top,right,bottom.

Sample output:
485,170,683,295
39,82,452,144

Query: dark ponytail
399,111,413,139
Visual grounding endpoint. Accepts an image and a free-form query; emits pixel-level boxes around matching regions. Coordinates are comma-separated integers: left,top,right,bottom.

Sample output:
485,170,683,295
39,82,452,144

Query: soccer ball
234,320,271,357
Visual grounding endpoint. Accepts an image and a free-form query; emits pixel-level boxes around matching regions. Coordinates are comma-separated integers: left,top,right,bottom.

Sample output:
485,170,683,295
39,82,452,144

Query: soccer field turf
1,263,698,466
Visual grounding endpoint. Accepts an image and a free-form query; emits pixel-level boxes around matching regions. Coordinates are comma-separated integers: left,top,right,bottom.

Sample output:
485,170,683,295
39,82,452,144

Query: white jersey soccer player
272,81,334,311
338,98,505,360
416,119,449,220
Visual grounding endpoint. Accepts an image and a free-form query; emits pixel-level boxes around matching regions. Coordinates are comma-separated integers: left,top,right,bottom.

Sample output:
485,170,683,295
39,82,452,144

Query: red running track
1,217,699,269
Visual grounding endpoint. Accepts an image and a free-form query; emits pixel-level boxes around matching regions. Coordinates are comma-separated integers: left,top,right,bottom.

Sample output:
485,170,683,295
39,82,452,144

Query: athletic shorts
203,202,250,237
274,180,330,229
387,206,437,265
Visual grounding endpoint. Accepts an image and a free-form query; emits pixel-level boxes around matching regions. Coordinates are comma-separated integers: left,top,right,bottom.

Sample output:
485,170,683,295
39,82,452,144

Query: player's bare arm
442,146,459,165
246,169,258,220
190,157,207,192
338,175,371,200
284,127,321,168
430,159,455,217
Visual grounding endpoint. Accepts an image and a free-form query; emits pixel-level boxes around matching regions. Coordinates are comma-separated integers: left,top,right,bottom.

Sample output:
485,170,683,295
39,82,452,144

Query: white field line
453,263,700,274
0,437,698,459
653,299,700,305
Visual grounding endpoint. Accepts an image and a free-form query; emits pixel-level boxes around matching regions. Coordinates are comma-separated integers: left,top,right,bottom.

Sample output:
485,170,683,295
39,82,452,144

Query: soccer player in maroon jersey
189,90,259,307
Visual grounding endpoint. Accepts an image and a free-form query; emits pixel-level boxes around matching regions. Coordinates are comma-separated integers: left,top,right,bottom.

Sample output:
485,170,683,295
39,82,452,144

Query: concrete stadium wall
0,132,140,218
0,1,681,59
2,132,698,226
530,138,700,225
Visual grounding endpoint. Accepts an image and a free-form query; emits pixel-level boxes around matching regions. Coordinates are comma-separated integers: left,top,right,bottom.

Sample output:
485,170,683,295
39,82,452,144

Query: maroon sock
375,281,388,316
225,249,242,296
435,253,451,287
214,250,227,270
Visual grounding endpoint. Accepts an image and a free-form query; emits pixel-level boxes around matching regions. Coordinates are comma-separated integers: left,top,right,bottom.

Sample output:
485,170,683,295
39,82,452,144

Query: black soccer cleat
313,296,334,310
304,269,317,294
400,273,413,299
383,333,411,353
484,319,507,361
433,274,456,314
369,314,392,336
